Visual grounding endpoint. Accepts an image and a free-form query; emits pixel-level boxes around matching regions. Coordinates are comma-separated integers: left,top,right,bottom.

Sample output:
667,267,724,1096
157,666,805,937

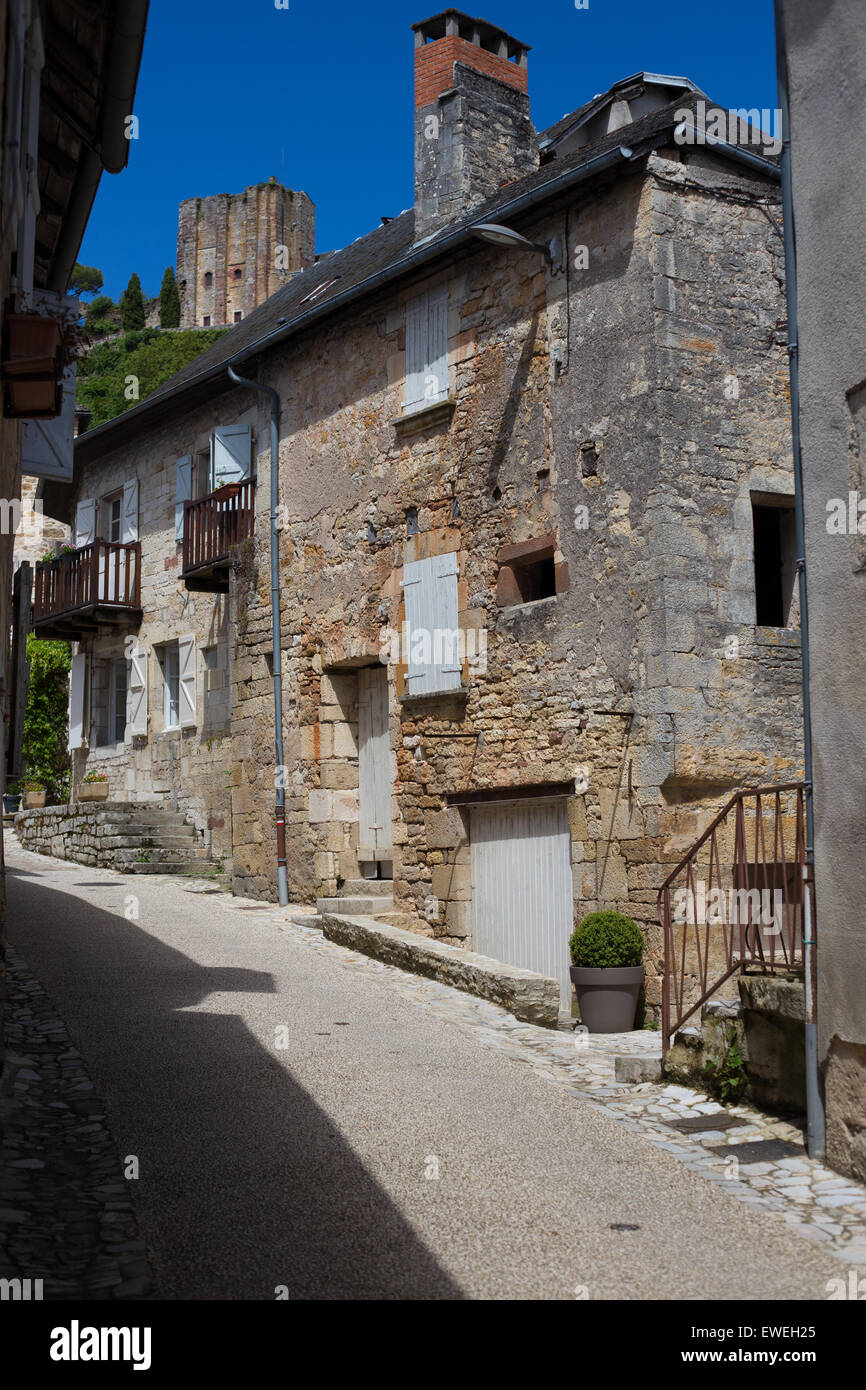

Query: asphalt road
4,840,848,1301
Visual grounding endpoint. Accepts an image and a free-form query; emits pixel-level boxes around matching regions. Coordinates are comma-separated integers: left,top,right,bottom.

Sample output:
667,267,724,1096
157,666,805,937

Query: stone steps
316,881,395,917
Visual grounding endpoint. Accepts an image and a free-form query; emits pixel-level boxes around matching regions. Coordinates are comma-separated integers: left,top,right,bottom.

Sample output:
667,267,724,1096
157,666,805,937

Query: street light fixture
470,222,563,273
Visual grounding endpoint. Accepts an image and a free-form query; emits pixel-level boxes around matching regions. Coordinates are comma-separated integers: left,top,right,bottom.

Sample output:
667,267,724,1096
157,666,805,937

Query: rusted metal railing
658,783,808,1052
32,539,141,624
182,477,255,577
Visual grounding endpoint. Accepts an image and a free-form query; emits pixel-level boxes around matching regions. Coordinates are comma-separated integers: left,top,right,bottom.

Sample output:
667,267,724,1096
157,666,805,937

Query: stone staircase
98,803,229,886
315,879,395,918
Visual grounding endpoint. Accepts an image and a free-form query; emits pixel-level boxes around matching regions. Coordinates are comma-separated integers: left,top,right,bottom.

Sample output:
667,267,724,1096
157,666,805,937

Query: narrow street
3,835,856,1302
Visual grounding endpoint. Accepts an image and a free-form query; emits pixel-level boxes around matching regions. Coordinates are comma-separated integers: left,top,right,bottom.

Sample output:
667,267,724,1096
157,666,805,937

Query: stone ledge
321,912,560,1027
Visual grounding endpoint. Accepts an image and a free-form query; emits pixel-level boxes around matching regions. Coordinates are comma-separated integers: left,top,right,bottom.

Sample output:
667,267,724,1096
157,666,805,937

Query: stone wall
15,804,130,868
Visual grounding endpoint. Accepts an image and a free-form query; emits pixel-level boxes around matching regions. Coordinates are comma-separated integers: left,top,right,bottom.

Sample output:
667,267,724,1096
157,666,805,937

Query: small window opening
511,552,557,603
234,311,242,323
203,315,211,327
204,271,213,288
406,506,419,537
753,499,797,626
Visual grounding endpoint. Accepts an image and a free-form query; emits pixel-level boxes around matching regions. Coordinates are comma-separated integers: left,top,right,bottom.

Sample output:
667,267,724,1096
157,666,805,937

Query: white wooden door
358,666,391,862
471,798,574,1009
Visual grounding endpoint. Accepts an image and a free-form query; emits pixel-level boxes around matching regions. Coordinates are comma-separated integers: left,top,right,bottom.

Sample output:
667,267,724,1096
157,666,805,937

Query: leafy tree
159,266,180,328
76,327,229,426
22,636,71,803
69,263,104,298
119,272,146,332
85,294,121,340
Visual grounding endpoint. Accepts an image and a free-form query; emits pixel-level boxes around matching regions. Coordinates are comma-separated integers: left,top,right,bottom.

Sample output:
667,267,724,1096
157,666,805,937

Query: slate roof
73,84,780,466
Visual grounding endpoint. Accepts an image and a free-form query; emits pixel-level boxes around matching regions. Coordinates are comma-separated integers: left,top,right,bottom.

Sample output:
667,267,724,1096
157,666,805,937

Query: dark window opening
234,268,242,280
202,315,211,327
234,311,242,323
406,506,419,537
204,271,213,288
753,500,796,626
511,553,557,603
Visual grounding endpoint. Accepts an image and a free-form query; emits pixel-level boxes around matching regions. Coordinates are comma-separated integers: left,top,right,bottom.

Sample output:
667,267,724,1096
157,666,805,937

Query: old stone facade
177,179,315,329
41,15,802,1021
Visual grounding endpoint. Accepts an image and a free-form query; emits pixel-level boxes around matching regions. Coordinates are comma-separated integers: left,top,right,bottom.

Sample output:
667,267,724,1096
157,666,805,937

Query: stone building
38,12,801,1017
176,179,315,329
777,0,866,1179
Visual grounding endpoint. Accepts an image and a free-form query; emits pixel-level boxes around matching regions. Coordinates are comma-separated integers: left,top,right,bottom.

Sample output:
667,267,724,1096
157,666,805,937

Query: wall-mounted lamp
470,222,564,274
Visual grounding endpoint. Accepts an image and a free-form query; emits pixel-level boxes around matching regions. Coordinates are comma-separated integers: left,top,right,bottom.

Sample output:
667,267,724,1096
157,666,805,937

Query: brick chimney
412,12,537,242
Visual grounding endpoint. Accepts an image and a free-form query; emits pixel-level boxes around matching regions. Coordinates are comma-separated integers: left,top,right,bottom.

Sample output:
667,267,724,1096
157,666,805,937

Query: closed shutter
127,648,148,737
404,294,426,410
122,479,139,542
403,554,460,695
75,498,95,547
21,362,75,480
178,634,197,728
175,455,192,541
211,424,252,485
426,286,448,403
358,666,392,860
69,652,87,750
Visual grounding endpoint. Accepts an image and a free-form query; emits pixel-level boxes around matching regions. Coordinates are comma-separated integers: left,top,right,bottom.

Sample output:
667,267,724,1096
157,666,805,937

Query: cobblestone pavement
0,945,155,1300
5,829,866,1296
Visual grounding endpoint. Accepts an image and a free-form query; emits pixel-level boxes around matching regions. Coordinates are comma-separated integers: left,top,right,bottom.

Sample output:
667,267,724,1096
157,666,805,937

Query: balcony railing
182,478,255,591
32,540,142,637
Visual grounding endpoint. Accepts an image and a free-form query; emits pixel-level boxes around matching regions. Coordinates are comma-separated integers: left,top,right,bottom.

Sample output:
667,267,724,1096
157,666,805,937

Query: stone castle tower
176,178,315,329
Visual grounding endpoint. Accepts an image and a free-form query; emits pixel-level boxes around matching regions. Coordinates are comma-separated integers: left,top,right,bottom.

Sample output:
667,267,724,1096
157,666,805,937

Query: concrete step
316,895,395,916
114,847,214,865
123,861,229,881
340,879,395,897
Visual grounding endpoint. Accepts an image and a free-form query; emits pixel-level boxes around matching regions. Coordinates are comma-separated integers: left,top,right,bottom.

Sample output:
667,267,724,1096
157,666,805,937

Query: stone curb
321,911,561,1027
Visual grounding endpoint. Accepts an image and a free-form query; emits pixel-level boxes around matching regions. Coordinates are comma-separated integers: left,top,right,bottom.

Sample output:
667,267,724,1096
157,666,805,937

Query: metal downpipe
774,0,825,1159
227,360,288,907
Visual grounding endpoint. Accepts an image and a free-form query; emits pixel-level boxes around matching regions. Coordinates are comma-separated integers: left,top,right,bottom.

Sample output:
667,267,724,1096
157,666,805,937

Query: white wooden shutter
211,425,252,486
21,362,75,479
175,455,192,541
75,498,95,547
127,648,148,737
122,479,139,542
404,294,426,409
69,652,87,750
426,287,448,403
403,556,433,693
178,634,197,728
431,551,461,690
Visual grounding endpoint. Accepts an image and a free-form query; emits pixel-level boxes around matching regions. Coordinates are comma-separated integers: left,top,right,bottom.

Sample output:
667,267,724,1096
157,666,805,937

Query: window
202,315,211,327
100,492,122,543
405,286,449,412
233,268,242,280
402,552,461,695
233,311,242,323
752,497,797,627
496,534,566,607
204,272,213,289
109,658,127,744
162,643,180,730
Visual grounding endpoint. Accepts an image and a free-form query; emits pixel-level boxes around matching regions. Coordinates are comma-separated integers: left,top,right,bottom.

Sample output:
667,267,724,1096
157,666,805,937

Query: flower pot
78,782,109,801
23,790,46,808
3,313,62,362
570,964,644,1033
3,793,22,815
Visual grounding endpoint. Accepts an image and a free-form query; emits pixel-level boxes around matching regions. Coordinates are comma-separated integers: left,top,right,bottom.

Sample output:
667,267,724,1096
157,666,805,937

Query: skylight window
300,277,340,305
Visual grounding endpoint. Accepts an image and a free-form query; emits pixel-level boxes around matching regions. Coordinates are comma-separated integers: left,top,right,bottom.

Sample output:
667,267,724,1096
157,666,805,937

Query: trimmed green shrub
22,636,71,803
569,910,644,968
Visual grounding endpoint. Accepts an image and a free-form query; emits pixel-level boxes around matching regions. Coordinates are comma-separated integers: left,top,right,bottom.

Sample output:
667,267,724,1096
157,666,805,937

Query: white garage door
470,798,574,1009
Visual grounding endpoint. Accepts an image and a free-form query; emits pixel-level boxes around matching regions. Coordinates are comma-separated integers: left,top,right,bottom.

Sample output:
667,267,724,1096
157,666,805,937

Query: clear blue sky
80,0,778,302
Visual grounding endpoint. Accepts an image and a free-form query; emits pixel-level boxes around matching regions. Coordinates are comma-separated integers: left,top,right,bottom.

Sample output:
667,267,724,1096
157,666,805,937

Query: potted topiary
78,771,110,802
569,910,645,1033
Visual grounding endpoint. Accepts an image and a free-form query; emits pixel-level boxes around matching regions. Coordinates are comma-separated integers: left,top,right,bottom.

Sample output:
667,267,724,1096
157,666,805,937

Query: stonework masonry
177,179,315,329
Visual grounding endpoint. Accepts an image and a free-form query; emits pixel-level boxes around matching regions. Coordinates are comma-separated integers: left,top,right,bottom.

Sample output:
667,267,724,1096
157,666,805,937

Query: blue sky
79,0,778,302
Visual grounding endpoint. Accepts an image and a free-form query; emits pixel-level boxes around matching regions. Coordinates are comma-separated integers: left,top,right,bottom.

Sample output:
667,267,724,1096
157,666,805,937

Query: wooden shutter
69,652,87,750
404,294,426,410
21,362,75,480
74,498,95,547
403,556,433,694
122,479,139,542
358,666,392,860
178,634,197,728
431,551,461,689
426,287,449,403
211,424,252,486
175,455,192,541
127,648,148,737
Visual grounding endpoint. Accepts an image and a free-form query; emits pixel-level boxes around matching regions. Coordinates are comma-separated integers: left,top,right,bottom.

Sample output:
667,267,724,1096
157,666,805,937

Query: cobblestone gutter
0,948,155,1300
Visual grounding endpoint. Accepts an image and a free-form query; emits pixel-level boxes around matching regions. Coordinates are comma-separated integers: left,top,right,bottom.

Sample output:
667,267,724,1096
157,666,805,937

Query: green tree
22,636,71,803
119,272,146,332
85,294,120,340
69,263,104,298
159,266,180,328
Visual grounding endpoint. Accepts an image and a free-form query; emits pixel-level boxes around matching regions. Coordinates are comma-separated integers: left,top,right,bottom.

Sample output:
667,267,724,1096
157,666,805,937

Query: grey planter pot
570,964,644,1033
3,793,22,815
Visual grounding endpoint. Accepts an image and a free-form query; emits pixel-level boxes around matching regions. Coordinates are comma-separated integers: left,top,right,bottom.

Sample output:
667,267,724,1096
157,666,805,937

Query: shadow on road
6,867,463,1300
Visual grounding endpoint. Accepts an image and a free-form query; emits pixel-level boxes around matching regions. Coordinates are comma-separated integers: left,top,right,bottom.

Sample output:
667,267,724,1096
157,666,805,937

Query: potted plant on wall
569,910,645,1033
23,778,47,809
78,771,110,802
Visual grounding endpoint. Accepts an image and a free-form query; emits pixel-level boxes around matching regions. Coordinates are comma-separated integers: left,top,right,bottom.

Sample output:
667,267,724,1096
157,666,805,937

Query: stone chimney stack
412,11,536,242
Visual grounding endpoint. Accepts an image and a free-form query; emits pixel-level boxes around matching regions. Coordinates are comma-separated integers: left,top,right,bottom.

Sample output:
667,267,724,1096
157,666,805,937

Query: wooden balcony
182,478,255,592
32,540,142,639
